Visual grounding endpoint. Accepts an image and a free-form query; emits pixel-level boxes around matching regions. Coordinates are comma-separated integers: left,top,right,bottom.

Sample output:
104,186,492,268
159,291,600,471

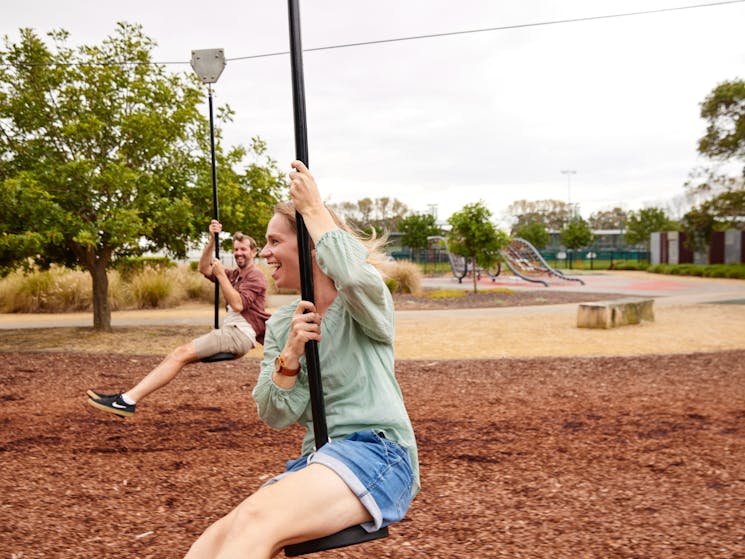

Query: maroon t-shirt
213,266,270,345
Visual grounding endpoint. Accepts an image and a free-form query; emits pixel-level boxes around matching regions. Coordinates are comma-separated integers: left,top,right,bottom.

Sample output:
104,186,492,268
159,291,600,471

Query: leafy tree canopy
513,221,549,250
623,207,678,249
448,201,511,292
0,24,286,329
398,213,441,256
698,79,745,164
681,79,745,249
560,217,594,251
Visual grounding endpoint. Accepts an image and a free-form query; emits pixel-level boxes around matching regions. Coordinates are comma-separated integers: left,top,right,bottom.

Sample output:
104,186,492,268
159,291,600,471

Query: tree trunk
471,257,478,293
90,261,111,331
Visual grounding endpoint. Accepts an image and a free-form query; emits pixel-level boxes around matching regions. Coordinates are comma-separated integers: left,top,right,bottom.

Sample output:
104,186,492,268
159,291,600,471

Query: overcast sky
4,0,745,225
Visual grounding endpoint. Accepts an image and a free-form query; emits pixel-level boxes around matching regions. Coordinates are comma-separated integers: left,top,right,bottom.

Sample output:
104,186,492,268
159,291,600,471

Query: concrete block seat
577,298,655,329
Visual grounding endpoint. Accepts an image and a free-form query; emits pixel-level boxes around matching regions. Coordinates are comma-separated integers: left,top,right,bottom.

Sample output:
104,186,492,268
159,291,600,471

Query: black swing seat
284,525,388,557
200,352,238,363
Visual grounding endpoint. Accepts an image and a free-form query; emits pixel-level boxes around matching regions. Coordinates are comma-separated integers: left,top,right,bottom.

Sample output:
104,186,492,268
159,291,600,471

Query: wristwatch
274,354,301,377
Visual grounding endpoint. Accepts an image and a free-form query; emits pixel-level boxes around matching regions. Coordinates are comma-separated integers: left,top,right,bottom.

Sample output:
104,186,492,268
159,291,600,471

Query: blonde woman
185,161,418,558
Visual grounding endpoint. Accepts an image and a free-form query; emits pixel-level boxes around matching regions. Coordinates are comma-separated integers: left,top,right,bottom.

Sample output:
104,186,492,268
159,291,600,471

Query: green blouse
253,228,420,496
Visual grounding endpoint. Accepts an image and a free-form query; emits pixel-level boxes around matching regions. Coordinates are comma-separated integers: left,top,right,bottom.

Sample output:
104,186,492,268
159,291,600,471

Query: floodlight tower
561,169,577,219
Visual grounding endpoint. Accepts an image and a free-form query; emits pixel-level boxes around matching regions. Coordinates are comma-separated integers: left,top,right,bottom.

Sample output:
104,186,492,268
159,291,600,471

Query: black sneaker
87,389,115,401
88,393,136,418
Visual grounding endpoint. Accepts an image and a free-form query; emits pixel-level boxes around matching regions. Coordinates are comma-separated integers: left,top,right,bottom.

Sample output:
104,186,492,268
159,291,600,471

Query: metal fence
390,247,648,268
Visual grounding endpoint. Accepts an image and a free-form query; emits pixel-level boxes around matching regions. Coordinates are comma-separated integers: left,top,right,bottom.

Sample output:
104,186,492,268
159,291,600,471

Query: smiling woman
183,161,419,558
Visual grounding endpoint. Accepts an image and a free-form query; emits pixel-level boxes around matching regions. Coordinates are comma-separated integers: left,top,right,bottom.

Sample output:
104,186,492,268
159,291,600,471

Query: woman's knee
217,497,284,553
229,497,272,534
186,514,231,557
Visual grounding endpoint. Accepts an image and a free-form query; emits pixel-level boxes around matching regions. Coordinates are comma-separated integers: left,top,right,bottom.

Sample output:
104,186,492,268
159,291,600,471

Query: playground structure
438,236,585,287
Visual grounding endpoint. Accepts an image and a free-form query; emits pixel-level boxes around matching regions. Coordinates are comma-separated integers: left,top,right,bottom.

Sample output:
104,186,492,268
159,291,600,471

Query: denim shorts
265,430,414,532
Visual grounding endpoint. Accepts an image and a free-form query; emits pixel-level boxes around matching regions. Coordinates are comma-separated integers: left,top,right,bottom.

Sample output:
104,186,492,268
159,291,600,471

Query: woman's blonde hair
272,202,389,268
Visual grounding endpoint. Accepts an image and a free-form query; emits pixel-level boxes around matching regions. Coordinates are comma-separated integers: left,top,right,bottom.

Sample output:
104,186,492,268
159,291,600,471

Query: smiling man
86,220,270,418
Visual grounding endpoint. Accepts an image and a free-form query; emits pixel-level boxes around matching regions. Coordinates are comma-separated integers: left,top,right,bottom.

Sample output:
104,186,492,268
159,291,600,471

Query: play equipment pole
208,85,220,329
190,49,226,330
287,0,328,447
283,5,390,554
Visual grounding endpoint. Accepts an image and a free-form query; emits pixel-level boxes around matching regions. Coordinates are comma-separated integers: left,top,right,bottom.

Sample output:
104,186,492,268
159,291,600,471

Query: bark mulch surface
1,350,744,558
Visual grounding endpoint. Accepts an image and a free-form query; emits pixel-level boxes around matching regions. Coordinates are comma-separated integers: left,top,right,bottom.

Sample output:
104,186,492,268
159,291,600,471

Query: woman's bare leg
184,463,372,559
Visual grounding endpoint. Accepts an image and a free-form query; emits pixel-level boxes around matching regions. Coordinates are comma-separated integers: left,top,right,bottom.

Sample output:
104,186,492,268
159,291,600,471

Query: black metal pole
208,85,220,330
287,0,328,447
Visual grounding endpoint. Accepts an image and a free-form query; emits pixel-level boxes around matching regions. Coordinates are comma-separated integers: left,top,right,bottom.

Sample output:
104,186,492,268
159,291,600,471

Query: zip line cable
229,0,745,62
2,0,744,68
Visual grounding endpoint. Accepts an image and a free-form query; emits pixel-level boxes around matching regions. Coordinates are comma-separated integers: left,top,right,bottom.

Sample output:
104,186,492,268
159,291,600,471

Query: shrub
385,278,399,293
610,261,648,271
383,260,422,294
647,263,745,279
52,269,93,311
107,269,130,311
426,289,465,300
170,265,213,303
0,266,92,313
257,263,278,295
114,256,174,280
129,268,182,308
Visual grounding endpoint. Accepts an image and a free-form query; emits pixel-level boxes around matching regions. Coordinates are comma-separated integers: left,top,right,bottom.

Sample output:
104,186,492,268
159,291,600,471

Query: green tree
681,187,745,252
448,201,511,293
560,217,594,268
513,221,549,250
698,79,745,163
0,24,285,330
680,206,717,253
398,213,441,261
681,79,745,249
624,207,677,251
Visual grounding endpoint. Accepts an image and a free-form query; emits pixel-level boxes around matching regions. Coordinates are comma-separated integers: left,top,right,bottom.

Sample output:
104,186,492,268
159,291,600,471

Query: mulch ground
1,350,744,558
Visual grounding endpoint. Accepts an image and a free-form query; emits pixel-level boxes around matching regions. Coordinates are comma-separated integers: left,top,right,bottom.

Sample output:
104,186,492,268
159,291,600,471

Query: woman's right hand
284,300,322,362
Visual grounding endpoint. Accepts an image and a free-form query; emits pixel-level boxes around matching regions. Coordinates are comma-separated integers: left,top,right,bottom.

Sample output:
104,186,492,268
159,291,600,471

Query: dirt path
2,298,743,359
394,301,745,358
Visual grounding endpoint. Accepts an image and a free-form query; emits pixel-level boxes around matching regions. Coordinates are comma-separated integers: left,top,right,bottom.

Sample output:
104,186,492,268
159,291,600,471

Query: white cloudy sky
4,1,745,225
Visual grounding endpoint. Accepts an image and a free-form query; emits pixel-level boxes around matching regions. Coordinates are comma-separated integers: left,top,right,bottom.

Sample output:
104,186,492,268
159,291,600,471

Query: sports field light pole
561,169,577,220
283,1,389,555
191,49,226,329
